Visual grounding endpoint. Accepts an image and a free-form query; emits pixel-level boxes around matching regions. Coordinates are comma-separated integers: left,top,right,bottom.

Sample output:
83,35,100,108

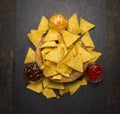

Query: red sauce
86,64,103,83
24,63,43,83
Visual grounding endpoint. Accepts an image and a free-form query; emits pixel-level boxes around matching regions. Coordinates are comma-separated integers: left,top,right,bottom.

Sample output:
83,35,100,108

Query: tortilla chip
44,29,61,42
43,61,58,77
38,16,49,33
80,17,95,34
61,30,79,48
26,81,43,93
42,77,51,88
59,84,69,95
66,54,83,72
40,41,58,48
68,80,81,95
89,51,102,63
56,62,72,77
24,47,35,64
80,77,88,86
81,32,95,48
74,40,82,54
47,81,64,90
27,30,43,47
68,13,81,34
45,46,64,63
53,74,62,80
87,47,95,51
41,47,53,58
42,88,57,99
79,47,94,63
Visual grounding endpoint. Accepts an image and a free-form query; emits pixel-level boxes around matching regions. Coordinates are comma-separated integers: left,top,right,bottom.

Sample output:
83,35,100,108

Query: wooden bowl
35,38,88,83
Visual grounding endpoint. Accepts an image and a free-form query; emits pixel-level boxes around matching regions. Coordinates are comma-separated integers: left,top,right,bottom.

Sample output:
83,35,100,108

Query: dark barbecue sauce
24,63,43,83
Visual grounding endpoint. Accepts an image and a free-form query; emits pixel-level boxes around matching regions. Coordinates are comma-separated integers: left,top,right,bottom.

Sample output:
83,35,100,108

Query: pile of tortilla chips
24,13,102,99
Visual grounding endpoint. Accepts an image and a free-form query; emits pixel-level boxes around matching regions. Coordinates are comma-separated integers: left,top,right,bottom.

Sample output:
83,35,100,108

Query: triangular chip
44,29,61,42
41,47,53,58
47,81,64,90
26,81,43,93
42,88,57,99
27,30,43,47
79,47,94,63
68,80,81,95
80,77,88,86
40,41,58,48
53,74,62,80
68,13,81,34
87,47,95,51
89,51,102,63
42,77,51,88
45,46,64,63
66,54,83,72
24,47,35,64
38,16,49,33
81,32,95,48
56,62,72,77
80,17,95,34
61,30,79,48
42,61,58,77
59,83,69,95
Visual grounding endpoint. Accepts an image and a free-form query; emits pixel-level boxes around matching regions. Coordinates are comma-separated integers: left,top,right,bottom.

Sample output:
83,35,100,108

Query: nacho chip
53,74,62,80
27,30,43,47
59,84,69,95
68,13,81,34
80,77,88,86
56,62,72,77
45,46,64,63
87,47,95,51
80,17,95,34
42,88,57,99
38,16,49,33
40,41,58,48
43,61,58,77
61,30,79,48
24,47,35,64
79,47,94,63
44,29,61,42
42,77,51,88
26,81,43,93
47,81,64,90
41,47,53,58
66,54,83,72
68,80,81,95
89,51,102,63
81,32,95,48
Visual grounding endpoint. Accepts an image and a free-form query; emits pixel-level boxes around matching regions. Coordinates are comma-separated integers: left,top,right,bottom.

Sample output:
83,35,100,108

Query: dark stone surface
0,0,120,114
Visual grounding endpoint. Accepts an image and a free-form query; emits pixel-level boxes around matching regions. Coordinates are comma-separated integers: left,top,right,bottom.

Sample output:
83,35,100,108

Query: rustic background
0,0,120,114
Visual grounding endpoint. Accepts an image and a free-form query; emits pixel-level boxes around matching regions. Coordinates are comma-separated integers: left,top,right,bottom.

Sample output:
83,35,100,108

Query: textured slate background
0,0,120,114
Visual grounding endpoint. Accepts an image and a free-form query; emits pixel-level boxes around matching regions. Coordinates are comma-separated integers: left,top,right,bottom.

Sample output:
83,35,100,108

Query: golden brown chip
89,51,102,63
42,88,57,99
53,74,62,80
27,30,43,47
40,41,58,48
80,17,95,34
80,77,88,86
38,16,49,33
68,13,81,34
42,61,58,77
66,54,83,72
24,47,35,64
41,47,53,58
45,46,64,63
44,29,61,42
47,81,64,90
79,47,94,63
81,32,95,48
26,81,43,93
61,30,79,48
42,77,51,88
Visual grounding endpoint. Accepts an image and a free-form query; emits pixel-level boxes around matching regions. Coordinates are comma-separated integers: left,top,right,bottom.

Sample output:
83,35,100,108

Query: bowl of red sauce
86,63,104,83
24,63,43,83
